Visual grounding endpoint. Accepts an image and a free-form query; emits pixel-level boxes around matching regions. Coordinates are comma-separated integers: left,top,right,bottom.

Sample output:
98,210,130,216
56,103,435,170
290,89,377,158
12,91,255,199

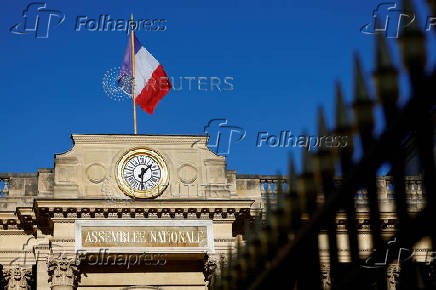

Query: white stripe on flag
134,46,160,96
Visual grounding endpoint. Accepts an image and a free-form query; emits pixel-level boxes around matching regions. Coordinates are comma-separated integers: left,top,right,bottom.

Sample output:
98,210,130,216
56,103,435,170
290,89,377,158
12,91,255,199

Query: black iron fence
211,0,436,289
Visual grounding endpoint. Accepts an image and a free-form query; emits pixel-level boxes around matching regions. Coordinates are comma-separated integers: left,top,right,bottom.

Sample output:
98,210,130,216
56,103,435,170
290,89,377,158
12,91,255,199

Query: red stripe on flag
135,65,172,115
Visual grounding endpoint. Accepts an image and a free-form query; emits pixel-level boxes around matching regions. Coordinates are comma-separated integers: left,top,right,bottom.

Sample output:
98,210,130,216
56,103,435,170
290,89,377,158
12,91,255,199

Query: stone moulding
71,134,210,145
0,200,253,235
33,199,253,221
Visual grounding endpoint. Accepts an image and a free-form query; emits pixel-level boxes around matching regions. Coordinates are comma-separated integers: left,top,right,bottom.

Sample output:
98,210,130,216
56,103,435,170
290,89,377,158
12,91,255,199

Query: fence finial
352,53,374,132
353,53,370,102
374,32,399,106
400,0,426,68
318,107,328,137
317,107,331,154
376,28,394,71
335,80,351,131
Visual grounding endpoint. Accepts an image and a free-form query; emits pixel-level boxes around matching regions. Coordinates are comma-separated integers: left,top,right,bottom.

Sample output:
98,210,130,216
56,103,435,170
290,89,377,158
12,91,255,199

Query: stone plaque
75,220,214,253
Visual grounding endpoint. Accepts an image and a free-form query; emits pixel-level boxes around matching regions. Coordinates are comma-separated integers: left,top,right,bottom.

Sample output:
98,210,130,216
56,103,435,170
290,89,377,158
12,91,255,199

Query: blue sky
1,0,435,175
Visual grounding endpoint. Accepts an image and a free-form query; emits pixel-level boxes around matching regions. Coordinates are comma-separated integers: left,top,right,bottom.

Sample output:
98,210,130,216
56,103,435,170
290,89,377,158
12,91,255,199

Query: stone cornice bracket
2,266,33,290
16,207,37,234
48,256,81,288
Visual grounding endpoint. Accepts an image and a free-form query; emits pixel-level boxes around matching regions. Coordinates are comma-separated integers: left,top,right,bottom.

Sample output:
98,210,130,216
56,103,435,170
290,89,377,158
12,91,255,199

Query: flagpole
131,14,137,135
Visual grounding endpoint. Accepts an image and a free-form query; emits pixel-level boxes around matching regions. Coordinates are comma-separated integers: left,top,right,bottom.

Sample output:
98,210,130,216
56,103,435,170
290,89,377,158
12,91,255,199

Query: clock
116,148,169,198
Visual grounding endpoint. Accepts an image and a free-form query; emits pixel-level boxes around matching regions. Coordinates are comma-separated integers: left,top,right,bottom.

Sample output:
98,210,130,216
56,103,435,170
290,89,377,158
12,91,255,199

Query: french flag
118,33,171,115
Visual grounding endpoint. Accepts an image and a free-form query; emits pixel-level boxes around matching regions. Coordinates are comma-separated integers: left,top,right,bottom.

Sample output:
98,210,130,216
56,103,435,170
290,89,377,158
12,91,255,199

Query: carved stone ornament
48,256,81,287
320,263,331,290
387,263,400,290
178,163,198,184
203,255,218,282
2,266,32,290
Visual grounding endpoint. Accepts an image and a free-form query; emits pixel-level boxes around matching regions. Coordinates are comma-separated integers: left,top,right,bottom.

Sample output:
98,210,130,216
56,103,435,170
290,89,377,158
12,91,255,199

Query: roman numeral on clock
126,176,135,185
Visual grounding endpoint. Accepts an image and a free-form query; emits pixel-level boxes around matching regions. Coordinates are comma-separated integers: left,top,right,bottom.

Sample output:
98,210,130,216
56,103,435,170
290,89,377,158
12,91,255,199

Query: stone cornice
0,199,254,234
34,199,254,208
16,207,35,222
0,212,21,230
34,199,254,221
0,212,18,218
71,134,210,145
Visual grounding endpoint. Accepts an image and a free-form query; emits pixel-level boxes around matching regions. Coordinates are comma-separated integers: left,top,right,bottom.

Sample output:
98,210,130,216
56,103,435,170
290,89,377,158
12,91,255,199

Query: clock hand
144,164,152,172
144,164,154,182
140,174,144,190
138,167,147,190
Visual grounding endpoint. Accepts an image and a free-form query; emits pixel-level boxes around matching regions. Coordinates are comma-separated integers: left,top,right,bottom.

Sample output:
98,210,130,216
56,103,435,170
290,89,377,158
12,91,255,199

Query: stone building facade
0,134,428,289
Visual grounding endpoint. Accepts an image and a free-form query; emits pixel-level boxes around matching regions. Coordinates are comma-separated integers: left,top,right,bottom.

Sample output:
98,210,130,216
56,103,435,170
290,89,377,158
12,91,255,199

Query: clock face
116,148,169,198
123,155,161,191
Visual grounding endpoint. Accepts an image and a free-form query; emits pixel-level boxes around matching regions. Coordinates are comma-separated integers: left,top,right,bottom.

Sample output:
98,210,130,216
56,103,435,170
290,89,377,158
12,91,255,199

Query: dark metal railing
211,0,436,289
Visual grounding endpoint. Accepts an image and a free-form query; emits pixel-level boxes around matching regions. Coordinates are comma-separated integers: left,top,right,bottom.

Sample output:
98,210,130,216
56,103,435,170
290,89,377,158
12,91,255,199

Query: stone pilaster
48,256,80,290
2,266,33,290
